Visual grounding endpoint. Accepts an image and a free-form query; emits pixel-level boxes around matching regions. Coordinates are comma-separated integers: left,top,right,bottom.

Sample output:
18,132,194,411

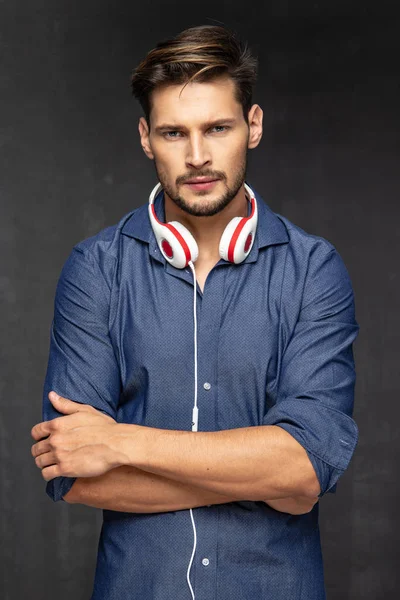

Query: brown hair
130,25,258,129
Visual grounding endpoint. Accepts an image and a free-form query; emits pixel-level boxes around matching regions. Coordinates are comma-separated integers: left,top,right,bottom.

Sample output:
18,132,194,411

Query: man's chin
176,197,232,218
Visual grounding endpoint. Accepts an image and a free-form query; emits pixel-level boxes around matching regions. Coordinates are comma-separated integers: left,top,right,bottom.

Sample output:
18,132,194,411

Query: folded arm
63,465,235,512
63,464,317,515
112,422,320,501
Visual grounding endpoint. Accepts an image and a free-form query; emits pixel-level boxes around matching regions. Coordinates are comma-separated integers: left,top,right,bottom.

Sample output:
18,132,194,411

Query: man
31,24,360,599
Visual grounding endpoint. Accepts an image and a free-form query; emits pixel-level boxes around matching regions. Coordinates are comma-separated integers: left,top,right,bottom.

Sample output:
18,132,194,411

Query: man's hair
130,25,258,129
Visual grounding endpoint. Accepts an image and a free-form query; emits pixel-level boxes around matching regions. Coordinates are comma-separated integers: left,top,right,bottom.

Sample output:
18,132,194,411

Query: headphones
148,181,258,269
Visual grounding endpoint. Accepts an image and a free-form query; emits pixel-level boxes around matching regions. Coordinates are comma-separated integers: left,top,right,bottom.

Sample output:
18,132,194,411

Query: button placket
191,269,224,599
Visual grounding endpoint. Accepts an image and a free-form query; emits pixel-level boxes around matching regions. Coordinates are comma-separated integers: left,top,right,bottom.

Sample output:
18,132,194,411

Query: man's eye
163,126,229,139
211,125,229,133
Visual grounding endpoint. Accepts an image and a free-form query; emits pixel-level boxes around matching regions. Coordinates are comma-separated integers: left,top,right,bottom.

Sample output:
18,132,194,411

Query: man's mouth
184,178,220,191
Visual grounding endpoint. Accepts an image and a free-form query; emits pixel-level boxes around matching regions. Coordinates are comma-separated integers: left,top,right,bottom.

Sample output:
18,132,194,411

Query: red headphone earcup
219,194,258,263
167,221,199,266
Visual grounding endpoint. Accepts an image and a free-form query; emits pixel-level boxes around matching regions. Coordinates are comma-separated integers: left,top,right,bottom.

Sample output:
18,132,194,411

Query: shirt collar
121,181,289,265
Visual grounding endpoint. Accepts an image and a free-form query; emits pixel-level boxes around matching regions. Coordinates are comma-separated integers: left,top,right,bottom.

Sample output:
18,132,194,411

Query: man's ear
247,104,263,150
138,117,154,159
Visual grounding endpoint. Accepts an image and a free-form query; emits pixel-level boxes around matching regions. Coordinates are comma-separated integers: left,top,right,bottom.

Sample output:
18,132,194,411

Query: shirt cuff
262,397,358,497
46,476,77,502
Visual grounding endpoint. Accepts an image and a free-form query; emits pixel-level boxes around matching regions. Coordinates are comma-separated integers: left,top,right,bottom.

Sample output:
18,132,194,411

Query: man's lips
184,178,219,184
184,179,220,191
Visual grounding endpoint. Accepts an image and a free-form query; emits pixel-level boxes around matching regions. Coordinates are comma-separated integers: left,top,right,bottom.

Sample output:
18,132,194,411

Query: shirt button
203,382,211,390
202,558,210,566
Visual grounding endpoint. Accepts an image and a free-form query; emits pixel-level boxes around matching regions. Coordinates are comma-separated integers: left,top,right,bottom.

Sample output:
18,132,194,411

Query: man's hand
31,392,124,481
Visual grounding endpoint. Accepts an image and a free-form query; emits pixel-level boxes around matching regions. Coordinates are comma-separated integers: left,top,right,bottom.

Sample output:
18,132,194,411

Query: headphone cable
186,260,198,600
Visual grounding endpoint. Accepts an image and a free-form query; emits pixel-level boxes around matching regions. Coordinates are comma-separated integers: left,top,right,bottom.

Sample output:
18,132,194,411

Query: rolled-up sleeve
42,246,121,502
263,245,360,497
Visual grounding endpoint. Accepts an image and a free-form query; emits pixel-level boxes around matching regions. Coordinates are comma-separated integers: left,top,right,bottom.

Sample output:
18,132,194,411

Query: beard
153,154,248,218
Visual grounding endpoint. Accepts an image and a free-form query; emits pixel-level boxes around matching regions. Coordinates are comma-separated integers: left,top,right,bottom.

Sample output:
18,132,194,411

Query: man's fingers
30,413,72,440
31,421,51,441
41,464,62,482
31,405,105,442
31,438,51,458
48,391,90,413
35,451,56,469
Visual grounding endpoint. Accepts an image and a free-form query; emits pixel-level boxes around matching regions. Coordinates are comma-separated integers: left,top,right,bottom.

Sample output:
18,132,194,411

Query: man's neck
164,187,249,262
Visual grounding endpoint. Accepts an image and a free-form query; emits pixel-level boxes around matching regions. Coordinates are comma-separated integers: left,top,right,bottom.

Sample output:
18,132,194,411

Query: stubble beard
154,155,248,218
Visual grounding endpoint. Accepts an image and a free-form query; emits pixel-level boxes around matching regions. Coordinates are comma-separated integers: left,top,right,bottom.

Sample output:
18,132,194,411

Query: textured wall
1,1,399,598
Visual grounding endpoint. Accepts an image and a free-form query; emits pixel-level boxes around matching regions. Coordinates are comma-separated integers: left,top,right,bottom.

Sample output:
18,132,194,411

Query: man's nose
185,134,211,169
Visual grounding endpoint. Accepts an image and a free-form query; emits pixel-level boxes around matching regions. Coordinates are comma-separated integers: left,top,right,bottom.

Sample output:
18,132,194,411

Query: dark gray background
1,1,399,598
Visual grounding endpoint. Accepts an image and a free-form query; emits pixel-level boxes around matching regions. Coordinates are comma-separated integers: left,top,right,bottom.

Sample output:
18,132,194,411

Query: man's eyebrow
154,118,237,133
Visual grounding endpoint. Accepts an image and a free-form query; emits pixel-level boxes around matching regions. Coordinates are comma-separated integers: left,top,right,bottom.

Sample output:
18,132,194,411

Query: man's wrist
109,423,152,469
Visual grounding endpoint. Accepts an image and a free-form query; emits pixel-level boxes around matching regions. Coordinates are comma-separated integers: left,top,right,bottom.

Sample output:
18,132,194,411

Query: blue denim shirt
42,182,359,599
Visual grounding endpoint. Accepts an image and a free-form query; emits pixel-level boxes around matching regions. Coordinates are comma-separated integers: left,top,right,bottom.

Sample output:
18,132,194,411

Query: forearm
64,465,317,516
114,424,320,501
63,465,238,512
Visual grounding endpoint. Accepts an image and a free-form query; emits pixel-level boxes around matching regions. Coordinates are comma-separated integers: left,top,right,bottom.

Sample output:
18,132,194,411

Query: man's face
139,76,262,217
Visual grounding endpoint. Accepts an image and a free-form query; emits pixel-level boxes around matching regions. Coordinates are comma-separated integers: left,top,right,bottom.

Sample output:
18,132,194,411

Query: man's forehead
150,77,241,124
